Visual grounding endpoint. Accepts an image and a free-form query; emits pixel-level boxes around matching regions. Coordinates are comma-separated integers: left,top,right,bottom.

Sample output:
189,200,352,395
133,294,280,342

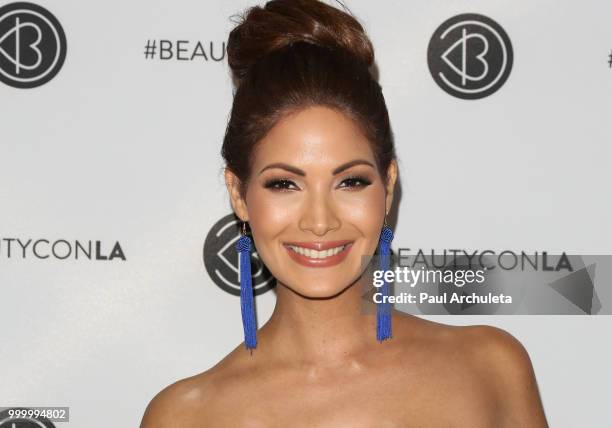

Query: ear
384,159,398,215
224,168,249,222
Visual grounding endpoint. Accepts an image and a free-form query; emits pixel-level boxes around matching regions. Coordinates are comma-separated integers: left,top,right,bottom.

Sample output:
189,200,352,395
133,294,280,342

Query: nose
298,188,341,236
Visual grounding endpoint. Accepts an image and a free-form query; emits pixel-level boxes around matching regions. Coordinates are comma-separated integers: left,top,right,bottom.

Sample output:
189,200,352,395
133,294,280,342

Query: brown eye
339,176,372,189
263,179,298,191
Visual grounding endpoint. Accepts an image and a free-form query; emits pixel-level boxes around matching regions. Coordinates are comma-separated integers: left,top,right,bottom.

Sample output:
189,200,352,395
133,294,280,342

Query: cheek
244,187,292,250
340,185,386,230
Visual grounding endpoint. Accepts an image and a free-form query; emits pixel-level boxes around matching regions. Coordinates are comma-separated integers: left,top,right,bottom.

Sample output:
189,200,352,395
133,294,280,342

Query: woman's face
226,106,397,298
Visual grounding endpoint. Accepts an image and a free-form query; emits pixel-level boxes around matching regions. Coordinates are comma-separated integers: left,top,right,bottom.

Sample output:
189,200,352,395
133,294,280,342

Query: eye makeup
339,175,372,189
263,178,299,191
262,174,373,192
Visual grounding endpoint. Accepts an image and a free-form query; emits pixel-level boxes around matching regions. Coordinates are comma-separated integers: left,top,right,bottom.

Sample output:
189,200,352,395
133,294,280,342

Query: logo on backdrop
0,237,126,261
143,39,226,62
427,13,513,99
0,2,67,88
203,214,275,296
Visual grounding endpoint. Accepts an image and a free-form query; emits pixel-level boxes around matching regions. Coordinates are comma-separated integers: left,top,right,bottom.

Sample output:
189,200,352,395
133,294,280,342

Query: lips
283,240,354,268
283,240,353,251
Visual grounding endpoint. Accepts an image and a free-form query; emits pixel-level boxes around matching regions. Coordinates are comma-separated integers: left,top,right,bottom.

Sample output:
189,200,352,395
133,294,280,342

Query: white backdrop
1,0,611,426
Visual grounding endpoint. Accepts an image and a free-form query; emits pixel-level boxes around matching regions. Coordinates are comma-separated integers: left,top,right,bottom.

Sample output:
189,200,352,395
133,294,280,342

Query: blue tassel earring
236,220,257,350
377,214,394,342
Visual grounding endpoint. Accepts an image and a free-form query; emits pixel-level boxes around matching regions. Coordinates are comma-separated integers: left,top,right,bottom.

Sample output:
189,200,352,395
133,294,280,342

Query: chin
279,270,363,298
287,285,346,299
288,282,353,299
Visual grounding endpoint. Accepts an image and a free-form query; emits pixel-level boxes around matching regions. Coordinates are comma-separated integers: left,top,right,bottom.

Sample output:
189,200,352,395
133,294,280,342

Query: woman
141,0,548,426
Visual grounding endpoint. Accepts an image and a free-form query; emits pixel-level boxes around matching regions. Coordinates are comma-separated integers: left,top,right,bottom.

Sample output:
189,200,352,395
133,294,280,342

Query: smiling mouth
282,241,354,267
286,243,350,259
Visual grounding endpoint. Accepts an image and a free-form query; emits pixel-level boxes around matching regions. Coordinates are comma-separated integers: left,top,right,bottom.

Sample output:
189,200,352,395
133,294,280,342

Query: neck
259,276,377,365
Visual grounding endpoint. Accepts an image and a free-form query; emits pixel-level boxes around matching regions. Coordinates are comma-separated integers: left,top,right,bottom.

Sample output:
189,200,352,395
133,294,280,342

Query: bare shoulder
396,316,537,373
446,323,549,427
393,316,548,426
457,325,538,387
458,324,531,366
140,345,249,428
139,370,216,428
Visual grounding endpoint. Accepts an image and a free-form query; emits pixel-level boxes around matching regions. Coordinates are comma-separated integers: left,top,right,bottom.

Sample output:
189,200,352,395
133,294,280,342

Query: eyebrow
259,159,375,176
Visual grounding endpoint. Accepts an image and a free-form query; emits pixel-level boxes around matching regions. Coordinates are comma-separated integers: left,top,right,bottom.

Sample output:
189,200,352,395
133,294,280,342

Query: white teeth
288,244,347,259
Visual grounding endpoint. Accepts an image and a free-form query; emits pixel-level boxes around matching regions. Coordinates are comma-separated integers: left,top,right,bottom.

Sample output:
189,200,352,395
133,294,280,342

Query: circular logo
203,214,276,296
0,408,56,428
0,2,67,88
427,13,513,99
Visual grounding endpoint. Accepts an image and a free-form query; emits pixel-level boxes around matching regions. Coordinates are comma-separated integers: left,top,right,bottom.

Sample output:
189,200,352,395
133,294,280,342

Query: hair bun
228,0,374,81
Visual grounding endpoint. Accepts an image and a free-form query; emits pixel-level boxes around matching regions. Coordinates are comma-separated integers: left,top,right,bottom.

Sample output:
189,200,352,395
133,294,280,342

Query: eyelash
263,176,372,191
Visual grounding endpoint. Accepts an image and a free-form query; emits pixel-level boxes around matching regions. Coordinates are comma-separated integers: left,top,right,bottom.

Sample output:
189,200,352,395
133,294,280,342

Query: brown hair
221,0,396,198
